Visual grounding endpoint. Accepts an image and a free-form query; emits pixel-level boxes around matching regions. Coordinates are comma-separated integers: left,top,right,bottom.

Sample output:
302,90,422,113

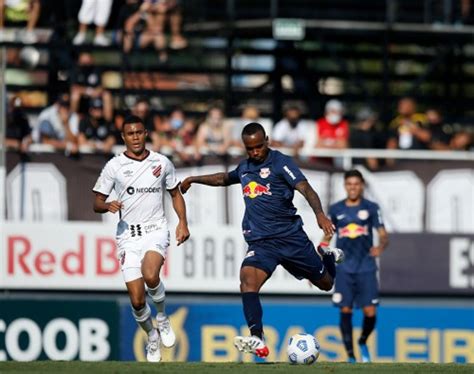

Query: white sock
131,303,154,333
148,281,166,318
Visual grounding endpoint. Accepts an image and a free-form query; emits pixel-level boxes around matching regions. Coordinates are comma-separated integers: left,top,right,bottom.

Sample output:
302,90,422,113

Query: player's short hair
344,169,365,183
242,122,266,138
122,115,145,132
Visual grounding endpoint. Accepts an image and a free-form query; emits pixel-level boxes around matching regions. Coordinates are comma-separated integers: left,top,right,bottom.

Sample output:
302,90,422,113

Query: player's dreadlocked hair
344,169,365,183
242,122,266,138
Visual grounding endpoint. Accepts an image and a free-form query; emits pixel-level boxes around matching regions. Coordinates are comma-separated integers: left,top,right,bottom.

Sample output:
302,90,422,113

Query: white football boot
157,315,176,348
318,245,345,264
234,335,269,358
146,330,161,362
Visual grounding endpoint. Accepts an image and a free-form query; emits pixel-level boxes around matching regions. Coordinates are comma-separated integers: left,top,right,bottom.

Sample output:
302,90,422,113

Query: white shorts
116,220,170,283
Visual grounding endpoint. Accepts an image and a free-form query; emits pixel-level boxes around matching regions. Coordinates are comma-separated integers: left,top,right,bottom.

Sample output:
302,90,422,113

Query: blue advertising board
120,301,474,363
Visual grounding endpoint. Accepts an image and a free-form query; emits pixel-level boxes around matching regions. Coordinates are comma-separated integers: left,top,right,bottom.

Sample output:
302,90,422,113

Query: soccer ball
287,333,320,365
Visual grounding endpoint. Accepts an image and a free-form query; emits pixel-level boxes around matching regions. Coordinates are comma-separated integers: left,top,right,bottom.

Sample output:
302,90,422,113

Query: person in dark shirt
5,96,32,152
78,98,115,153
426,108,454,150
323,170,389,363
180,122,343,358
70,52,113,121
349,107,380,170
387,97,431,150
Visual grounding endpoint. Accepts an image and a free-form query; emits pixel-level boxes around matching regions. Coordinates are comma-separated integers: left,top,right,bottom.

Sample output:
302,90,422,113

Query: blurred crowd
6,93,474,169
2,0,473,169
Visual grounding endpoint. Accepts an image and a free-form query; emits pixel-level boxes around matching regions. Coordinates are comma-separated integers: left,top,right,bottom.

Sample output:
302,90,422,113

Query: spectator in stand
315,99,349,149
0,0,40,43
450,130,473,150
387,97,430,150
150,0,187,50
229,105,261,149
5,96,32,152
36,94,79,154
426,108,454,150
195,106,230,160
119,0,187,61
78,98,115,153
271,105,307,157
111,112,125,146
115,0,142,52
150,108,186,154
73,0,113,46
132,97,160,135
70,52,114,122
349,107,380,170
178,118,197,147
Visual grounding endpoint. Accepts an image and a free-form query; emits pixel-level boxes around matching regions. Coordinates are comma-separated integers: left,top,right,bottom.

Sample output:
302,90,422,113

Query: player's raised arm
295,180,335,237
93,192,122,213
180,172,237,194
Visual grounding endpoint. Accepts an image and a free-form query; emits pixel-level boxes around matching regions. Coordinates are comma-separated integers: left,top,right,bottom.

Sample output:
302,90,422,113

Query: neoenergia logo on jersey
126,186,161,195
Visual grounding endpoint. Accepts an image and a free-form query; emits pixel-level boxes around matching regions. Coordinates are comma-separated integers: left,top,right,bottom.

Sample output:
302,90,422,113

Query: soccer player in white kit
93,115,190,362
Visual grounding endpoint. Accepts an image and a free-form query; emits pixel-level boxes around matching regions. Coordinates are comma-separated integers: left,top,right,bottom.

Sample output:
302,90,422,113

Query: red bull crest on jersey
338,223,369,239
242,181,272,199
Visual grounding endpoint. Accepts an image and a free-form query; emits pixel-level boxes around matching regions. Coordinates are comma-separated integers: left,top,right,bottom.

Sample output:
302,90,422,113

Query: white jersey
93,150,179,225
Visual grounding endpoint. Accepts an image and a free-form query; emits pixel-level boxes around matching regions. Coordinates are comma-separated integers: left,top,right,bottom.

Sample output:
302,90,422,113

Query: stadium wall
0,296,472,363
2,222,474,295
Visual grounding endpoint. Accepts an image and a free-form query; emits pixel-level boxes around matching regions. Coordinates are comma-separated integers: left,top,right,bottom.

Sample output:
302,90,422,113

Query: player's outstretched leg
234,266,270,358
148,281,176,348
132,303,161,362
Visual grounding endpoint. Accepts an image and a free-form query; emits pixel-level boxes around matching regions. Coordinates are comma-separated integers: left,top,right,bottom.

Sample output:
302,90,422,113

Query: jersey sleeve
227,165,241,185
279,154,307,188
164,158,180,190
93,160,115,196
371,203,385,229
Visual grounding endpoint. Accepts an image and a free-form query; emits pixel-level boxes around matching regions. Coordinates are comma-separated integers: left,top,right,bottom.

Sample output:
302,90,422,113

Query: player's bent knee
130,298,146,311
363,306,376,317
142,270,160,288
318,280,333,291
239,275,262,292
311,272,333,291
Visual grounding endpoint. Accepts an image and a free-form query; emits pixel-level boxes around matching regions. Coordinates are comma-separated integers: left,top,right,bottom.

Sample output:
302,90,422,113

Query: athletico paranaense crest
152,164,162,177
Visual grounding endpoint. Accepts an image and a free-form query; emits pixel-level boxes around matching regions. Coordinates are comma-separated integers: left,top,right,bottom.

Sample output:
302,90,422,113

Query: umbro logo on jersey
123,170,133,177
152,164,162,177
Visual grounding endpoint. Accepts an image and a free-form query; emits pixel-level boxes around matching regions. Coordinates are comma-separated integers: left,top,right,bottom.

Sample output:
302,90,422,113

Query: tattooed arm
295,180,335,237
180,173,235,193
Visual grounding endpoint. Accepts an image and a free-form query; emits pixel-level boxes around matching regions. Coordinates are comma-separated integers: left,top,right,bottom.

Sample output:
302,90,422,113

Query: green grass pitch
0,362,472,373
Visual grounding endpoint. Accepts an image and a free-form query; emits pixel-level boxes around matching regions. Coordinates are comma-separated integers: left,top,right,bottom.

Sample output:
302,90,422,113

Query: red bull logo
338,223,369,239
242,181,272,199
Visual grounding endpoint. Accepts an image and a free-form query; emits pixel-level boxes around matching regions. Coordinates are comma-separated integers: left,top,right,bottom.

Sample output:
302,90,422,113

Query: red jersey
316,117,349,145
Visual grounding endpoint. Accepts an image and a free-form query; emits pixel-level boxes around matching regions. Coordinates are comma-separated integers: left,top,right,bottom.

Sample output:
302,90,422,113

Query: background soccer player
322,169,388,363
92,115,190,362
180,122,344,358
